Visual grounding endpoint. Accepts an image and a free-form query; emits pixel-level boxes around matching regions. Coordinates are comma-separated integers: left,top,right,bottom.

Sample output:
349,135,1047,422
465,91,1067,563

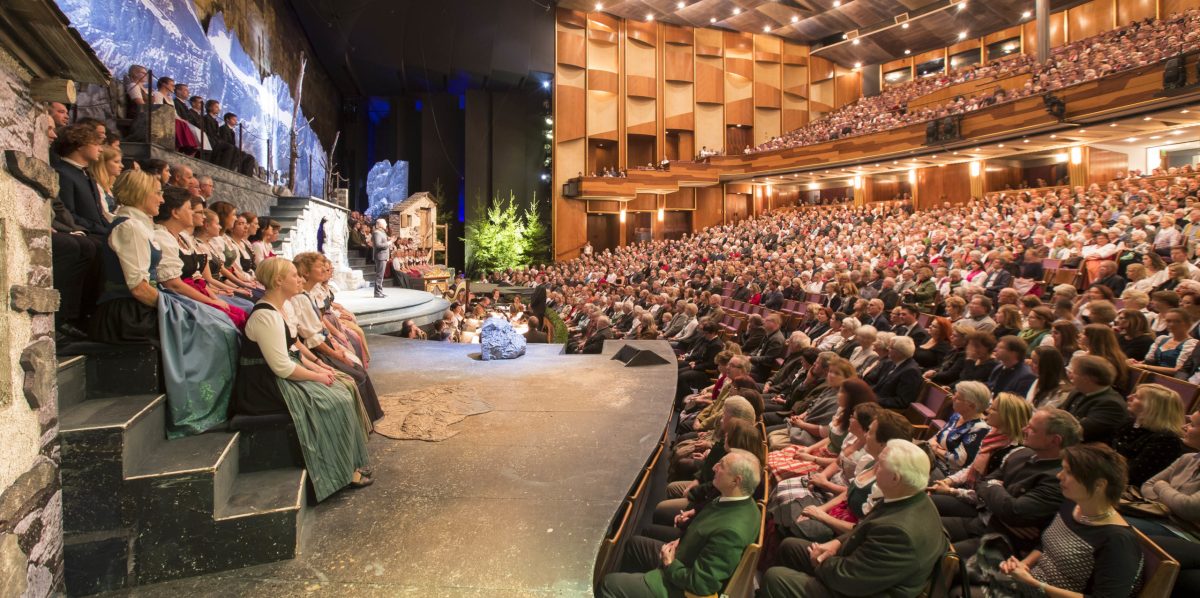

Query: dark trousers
934,494,991,559
598,536,665,598
52,232,101,322
760,538,835,598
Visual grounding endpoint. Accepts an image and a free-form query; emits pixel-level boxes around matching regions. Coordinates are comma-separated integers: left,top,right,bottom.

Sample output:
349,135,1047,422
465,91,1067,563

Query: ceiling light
1078,129,1086,134
958,31,968,40
646,14,654,21
542,81,550,89
1023,139,1029,143
595,2,603,10
843,33,848,39
676,1,685,8
710,17,717,23
792,16,799,24
1182,109,1191,114
1110,123,1118,127
854,62,862,68
733,8,741,15
958,1,967,10
833,1,841,6
764,25,771,32
904,49,911,55
1050,134,1056,139
997,143,1004,148
1150,135,1162,140
1022,10,1032,19
852,38,860,45
952,151,958,155
1143,116,1153,121
1173,130,1185,135
1126,137,1139,142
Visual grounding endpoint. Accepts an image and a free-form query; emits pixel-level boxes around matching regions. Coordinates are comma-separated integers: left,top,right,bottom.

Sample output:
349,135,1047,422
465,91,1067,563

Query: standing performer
371,219,392,298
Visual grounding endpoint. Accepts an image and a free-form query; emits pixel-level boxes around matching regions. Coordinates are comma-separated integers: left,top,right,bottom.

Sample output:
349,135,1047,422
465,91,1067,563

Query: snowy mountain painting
56,0,327,197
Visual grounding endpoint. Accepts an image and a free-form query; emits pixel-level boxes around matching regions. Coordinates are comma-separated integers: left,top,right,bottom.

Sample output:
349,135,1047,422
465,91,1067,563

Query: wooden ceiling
558,0,1090,66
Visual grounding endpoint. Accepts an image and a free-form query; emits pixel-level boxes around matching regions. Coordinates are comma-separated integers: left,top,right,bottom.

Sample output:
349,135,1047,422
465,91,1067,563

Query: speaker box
1164,56,1187,89
611,344,671,367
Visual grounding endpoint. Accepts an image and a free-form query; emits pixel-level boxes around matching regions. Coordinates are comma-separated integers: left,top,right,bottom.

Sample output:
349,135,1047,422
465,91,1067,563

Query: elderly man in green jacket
761,439,948,598
600,449,761,598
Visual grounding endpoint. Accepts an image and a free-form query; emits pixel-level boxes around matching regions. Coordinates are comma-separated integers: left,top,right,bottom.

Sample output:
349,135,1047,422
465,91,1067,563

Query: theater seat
1134,528,1179,598
684,502,766,598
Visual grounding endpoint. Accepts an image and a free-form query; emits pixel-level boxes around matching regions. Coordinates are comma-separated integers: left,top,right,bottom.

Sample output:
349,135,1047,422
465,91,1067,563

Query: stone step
275,197,310,208
268,206,306,217
59,342,161,398
215,467,306,521
348,256,367,267
57,354,87,412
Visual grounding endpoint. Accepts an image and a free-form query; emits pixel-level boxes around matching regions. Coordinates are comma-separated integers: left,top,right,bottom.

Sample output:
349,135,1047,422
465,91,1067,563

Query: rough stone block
0,534,28,597
479,316,526,361
19,338,56,410
0,460,56,528
4,150,58,199
11,285,60,314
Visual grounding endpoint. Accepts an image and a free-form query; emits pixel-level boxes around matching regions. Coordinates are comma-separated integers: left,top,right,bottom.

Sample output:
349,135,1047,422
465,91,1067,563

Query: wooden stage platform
100,337,677,597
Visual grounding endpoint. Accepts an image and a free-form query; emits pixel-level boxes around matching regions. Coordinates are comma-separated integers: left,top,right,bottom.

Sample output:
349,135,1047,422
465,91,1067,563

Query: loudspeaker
1164,56,1187,89
611,344,671,367
1043,94,1066,120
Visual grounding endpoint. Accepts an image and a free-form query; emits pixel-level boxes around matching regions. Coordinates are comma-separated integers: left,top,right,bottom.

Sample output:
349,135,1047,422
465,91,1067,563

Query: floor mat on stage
373,383,492,441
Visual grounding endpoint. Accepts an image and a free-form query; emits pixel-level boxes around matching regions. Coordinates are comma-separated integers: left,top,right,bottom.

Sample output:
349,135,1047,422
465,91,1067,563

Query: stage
101,337,677,597
337,287,451,334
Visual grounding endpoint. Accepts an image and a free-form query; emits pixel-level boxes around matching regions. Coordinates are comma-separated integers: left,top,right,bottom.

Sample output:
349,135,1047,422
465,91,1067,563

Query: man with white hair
601,449,762,598
761,439,947,598
873,335,923,409
370,219,392,298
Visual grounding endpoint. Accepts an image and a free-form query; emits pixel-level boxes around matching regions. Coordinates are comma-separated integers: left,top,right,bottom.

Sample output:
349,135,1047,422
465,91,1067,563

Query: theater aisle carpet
98,337,677,597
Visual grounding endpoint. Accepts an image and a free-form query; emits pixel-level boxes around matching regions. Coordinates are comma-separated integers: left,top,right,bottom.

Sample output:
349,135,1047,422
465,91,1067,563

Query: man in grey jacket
371,219,392,298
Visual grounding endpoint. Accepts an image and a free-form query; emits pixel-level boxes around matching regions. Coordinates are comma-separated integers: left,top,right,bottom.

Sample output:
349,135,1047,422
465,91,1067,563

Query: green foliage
430,178,454,226
544,309,570,344
522,193,551,265
462,191,527,277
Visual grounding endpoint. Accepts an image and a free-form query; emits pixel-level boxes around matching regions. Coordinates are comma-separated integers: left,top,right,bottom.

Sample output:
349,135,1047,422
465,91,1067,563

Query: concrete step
59,342,161,398
57,354,87,412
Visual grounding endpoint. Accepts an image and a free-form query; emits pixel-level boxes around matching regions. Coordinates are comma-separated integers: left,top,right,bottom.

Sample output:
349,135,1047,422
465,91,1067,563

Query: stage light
542,81,550,89
852,38,860,45
540,173,549,181
969,161,981,177
792,16,799,23
958,31,968,40
764,25,771,32
907,169,917,184
1070,147,1083,165
545,117,553,125
808,182,819,190
1022,10,1031,19
958,1,967,11
676,1,685,9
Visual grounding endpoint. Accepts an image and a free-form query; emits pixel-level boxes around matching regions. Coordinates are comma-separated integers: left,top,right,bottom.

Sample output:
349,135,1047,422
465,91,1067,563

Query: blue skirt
158,290,239,438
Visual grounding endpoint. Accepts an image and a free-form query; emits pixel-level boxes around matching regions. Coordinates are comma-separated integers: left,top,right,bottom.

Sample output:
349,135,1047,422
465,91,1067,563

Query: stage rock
479,317,526,361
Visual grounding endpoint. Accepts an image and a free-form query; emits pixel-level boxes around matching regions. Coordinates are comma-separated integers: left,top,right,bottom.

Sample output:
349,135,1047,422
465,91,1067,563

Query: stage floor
337,287,451,334
101,337,677,597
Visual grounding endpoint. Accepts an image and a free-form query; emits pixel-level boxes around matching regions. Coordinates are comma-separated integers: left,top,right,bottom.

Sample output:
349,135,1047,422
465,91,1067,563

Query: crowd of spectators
748,9,1200,154
45,109,378,501
479,167,1200,596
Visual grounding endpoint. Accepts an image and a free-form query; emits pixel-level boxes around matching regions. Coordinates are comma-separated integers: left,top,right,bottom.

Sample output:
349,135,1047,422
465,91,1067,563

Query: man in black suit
931,408,1081,558
578,316,614,354
981,259,1014,301
1090,260,1127,296
749,314,787,382
762,436,948,598
877,277,901,311
172,83,192,121
889,304,930,346
203,100,236,170
1060,355,1129,443
221,112,259,176
53,124,109,236
874,336,923,409
862,298,891,332
524,316,548,344
730,276,751,302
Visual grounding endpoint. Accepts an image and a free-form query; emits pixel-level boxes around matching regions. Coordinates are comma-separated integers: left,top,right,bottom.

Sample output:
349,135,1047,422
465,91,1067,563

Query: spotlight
710,17,716,23
958,31,967,40
595,3,603,10
854,62,862,69
791,16,799,24
1022,10,1031,19
852,38,860,45
540,173,549,181
646,14,654,21
764,25,771,33
733,8,741,15
676,1,685,8
542,80,551,89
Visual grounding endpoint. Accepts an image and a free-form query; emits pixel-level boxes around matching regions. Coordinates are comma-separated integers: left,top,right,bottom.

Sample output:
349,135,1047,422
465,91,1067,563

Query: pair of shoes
350,474,374,489
374,292,387,298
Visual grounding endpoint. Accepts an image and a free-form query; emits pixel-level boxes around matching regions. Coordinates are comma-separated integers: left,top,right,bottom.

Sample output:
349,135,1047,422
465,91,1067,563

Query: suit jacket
644,497,760,598
874,358,923,409
811,493,948,598
763,291,785,310
203,114,224,144
987,362,1037,397
750,330,787,380
731,286,751,302
767,353,808,395
54,160,108,235
172,97,190,119
983,269,1014,297
686,335,725,371
878,289,901,311
975,447,1065,541
371,229,391,260
865,314,892,333
892,323,930,347
217,123,237,146
1093,274,1127,296
1060,387,1130,443
663,313,689,338
581,325,614,354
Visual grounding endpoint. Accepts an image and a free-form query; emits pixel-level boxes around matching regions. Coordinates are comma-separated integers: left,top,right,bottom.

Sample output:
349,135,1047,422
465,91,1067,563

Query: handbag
1118,486,1170,519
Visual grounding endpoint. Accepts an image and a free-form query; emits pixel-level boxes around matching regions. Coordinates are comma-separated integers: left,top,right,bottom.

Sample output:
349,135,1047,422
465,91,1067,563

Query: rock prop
479,316,526,361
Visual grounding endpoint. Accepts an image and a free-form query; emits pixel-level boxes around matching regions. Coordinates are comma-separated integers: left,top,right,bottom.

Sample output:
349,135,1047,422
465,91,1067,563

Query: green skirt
277,374,371,502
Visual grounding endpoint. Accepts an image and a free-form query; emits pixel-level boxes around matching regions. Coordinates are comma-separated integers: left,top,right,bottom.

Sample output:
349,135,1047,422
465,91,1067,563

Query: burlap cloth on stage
373,383,492,441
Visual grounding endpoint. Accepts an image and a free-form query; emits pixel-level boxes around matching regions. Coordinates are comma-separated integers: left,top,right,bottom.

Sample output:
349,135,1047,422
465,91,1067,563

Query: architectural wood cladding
917,162,972,208
1088,147,1129,186
557,31,586,68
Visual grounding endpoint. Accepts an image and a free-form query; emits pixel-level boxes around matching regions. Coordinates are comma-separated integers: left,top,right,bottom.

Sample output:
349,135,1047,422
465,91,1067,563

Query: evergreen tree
462,191,527,277
522,193,551,264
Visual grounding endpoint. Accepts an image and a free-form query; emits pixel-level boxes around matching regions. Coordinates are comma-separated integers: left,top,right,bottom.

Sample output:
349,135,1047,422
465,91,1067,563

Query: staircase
57,345,308,595
347,253,393,288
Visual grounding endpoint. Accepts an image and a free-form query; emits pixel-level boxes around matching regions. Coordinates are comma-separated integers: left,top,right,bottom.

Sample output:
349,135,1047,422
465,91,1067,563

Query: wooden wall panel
1069,0,1115,42
587,89,618,139
917,163,971,208
626,18,656,46
984,26,1022,45
1163,0,1200,15
696,58,724,104
694,103,724,153
664,189,695,210
626,97,657,135
627,74,657,99
809,79,833,114
694,187,724,229
782,64,808,98
554,142,588,260
1024,12,1067,57
558,30,586,68
809,55,835,81
664,81,694,131
1118,0,1157,24
782,40,808,65
557,7,585,29
665,48,694,82
663,24,692,46
588,69,619,93
834,71,861,111
882,57,912,73
1088,147,1129,186
754,107,781,144
913,48,945,67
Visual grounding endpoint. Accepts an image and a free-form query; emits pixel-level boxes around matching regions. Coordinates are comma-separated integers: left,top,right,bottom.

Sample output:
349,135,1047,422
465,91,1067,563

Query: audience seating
593,500,634,590
683,502,767,598
1134,528,1180,598
1141,371,1200,414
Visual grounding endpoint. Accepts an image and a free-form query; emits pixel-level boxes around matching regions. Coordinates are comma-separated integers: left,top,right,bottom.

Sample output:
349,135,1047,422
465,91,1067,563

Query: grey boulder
479,316,527,361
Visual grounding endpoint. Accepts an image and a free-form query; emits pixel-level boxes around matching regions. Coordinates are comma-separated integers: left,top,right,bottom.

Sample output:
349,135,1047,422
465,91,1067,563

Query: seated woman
291,252,384,422
1115,309,1155,363
1017,306,1055,349
767,356,855,450
208,201,264,298
233,257,374,500
767,379,876,489
89,170,238,438
304,253,371,365
914,316,953,369
1132,308,1198,377
959,331,999,383
1080,323,1132,394
1113,383,1185,487
1128,408,1200,596
773,408,912,544
967,443,1143,598
153,188,247,329
1026,346,1073,408
927,381,991,481
930,392,1030,493
251,219,280,266
191,207,255,313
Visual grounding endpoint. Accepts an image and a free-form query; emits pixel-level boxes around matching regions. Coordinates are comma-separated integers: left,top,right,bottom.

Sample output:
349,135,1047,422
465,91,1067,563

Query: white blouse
244,303,300,378
108,206,160,290
287,291,327,349
151,225,187,282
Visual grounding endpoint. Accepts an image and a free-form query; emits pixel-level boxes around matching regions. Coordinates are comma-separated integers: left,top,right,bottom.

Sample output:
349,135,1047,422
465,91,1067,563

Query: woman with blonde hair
86,144,122,221
930,392,1030,490
1113,383,1186,486
234,257,374,499
91,170,238,437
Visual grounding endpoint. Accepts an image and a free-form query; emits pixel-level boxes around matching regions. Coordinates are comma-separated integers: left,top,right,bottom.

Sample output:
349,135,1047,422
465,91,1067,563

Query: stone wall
0,46,65,598
131,142,279,217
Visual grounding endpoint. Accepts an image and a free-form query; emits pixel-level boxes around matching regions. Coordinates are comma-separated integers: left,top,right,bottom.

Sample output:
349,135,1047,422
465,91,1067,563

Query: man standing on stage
372,219,392,298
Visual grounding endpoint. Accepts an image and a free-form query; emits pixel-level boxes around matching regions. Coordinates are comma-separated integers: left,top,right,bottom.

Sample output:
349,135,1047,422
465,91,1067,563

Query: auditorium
4,0,1200,596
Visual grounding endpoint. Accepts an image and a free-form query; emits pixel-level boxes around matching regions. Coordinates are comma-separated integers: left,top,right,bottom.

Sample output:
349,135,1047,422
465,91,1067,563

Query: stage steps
57,346,308,595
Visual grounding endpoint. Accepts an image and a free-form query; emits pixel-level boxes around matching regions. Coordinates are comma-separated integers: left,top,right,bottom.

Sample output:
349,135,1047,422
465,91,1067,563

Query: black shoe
374,292,387,298
57,322,88,339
